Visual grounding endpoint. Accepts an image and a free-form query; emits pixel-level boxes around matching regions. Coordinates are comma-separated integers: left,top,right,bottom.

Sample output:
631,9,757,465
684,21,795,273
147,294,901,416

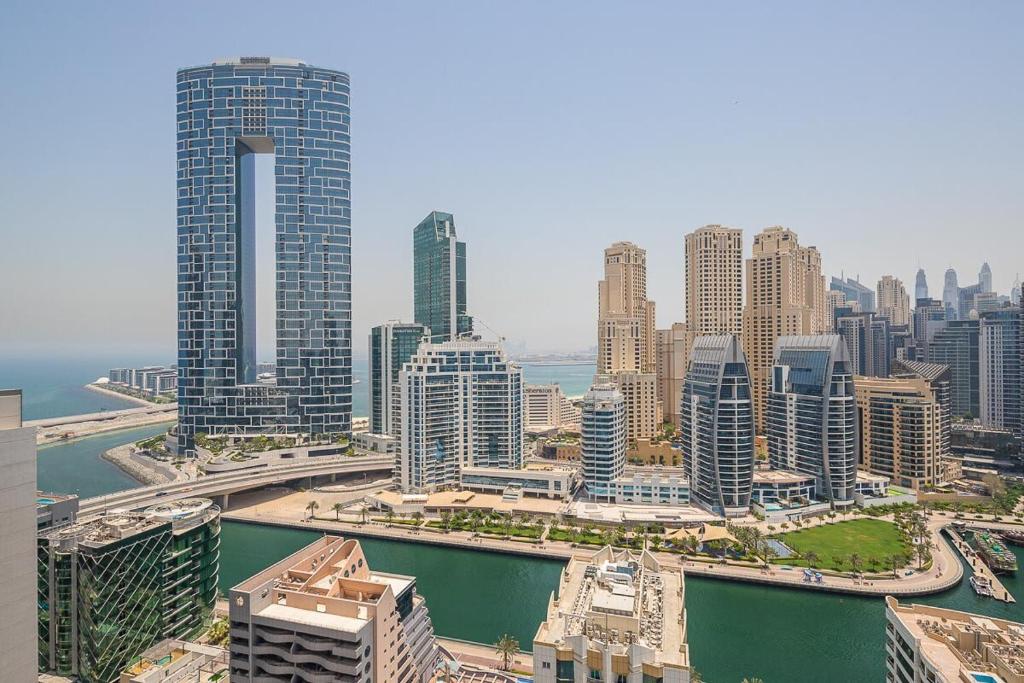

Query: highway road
79,454,393,515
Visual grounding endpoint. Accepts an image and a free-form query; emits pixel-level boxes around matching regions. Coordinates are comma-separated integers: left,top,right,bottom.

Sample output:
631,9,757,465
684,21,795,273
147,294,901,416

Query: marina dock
947,528,1016,603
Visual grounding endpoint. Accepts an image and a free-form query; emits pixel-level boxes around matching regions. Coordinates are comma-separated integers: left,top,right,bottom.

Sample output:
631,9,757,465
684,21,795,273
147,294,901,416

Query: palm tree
359,506,369,525
385,509,395,526
470,509,483,531
848,553,863,576
440,510,453,531
494,633,520,671
502,514,513,538
411,511,423,526
803,551,819,568
306,500,319,520
887,553,903,578
332,502,344,521
915,540,934,570
685,534,700,558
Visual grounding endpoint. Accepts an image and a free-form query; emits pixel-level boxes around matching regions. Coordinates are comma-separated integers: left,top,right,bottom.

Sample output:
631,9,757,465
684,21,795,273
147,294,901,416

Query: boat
971,532,1018,574
970,574,993,597
1000,529,1024,546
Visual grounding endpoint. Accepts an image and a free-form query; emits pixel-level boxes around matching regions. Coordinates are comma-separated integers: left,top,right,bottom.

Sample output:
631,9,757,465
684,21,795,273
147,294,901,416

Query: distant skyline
1,1,1022,357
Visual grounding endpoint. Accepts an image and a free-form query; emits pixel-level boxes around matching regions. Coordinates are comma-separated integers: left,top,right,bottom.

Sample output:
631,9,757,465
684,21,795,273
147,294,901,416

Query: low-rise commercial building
534,546,691,683
38,499,221,683
885,596,1024,683
36,491,79,529
627,437,680,466
612,467,690,506
750,469,817,506
120,640,228,683
353,432,400,457
229,535,440,683
460,463,580,500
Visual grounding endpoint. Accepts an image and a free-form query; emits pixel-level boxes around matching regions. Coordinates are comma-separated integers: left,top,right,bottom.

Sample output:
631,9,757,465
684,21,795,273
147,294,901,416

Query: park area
773,518,913,573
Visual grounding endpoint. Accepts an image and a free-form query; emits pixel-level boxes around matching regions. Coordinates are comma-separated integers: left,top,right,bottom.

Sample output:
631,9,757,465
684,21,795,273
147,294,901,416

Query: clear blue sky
1,1,1021,358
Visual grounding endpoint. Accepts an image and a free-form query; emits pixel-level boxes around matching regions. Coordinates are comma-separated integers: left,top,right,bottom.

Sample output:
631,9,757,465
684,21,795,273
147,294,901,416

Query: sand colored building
855,375,946,490
597,372,662,443
656,323,692,429
684,225,743,337
886,597,1024,683
877,275,912,327
229,536,440,683
526,384,582,431
534,546,691,683
598,242,656,375
742,226,826,431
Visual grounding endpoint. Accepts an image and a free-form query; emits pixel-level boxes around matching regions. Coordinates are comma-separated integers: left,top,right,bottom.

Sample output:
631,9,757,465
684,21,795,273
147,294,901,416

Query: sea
1,356,597,421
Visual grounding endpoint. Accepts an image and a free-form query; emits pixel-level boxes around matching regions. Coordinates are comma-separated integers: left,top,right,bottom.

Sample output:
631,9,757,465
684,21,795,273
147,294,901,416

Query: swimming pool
37,497,56,505
969,672,1002,683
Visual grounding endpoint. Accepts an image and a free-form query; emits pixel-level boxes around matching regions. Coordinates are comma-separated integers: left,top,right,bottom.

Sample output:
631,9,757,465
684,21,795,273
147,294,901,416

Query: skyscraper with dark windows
681,335,754,517
413,211,471,343
928,320,980,419
836,312,890,377
175,57,352,456
369,322,427,436
766,336,858,505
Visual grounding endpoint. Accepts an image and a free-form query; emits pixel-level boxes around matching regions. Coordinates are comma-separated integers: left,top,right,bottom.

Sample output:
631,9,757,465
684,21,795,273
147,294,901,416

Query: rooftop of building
122,640,228,683
535,546,688,669
753,469,817,485
234,536,418,631
36,491,78,505
887,597,1024,681
39,498,218,549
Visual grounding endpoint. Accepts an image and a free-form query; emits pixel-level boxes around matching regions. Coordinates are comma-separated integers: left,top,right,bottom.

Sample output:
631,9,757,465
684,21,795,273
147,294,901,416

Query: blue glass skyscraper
176,57,352,455
413,211,471,343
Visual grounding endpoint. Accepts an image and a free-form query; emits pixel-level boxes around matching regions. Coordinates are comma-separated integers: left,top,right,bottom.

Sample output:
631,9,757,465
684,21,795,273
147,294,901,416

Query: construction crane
463,314,505,343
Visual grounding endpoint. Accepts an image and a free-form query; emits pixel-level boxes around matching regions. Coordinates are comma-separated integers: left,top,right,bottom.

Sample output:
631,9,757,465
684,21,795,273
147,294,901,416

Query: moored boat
970,574,993,597
971,532,1018,574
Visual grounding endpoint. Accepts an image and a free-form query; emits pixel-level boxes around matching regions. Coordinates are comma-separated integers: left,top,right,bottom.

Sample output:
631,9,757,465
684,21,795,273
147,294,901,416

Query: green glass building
413,211,472,343
369,321,427,435
38,499,220,683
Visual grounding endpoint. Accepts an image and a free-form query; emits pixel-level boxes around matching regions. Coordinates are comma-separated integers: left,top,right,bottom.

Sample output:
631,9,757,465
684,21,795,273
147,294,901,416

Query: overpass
79,454,393,515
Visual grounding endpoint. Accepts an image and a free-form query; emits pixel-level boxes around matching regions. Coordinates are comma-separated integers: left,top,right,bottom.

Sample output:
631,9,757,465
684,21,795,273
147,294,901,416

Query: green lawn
775,519,912,572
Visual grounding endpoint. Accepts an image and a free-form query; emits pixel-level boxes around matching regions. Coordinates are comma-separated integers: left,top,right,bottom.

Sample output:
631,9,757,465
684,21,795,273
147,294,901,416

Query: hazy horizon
2,2,1022,359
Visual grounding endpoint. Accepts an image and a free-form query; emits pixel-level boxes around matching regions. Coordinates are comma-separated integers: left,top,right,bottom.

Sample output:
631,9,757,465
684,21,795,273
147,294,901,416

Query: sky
1,1,1022,359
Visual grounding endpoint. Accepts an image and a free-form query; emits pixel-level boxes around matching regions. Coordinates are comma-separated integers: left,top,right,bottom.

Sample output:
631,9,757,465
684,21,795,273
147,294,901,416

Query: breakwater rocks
100,444,175,486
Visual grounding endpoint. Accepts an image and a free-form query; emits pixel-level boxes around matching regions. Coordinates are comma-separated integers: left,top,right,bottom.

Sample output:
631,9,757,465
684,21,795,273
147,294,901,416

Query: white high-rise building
0,389,38,682
396,341,523,492
580,384,627,502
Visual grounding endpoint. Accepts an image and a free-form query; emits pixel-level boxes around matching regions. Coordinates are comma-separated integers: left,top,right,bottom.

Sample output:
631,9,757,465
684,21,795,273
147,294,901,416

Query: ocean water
0,356,592,423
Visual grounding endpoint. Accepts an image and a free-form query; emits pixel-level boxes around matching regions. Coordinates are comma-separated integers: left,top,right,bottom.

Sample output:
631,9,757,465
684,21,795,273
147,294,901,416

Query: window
590,670,602,680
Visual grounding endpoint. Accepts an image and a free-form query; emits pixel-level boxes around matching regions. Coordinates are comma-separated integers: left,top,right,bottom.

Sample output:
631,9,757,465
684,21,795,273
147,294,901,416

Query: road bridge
79,454,393,515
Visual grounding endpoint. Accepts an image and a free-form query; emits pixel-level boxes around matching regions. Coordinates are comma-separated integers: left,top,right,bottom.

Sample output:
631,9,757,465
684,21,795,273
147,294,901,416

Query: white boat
970,575,993,597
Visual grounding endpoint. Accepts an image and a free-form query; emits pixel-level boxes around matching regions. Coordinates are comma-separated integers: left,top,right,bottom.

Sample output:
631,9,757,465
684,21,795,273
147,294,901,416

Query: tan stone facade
598,242,656,375
627,437,681,466
597,372,662,442
856,375,945,490
742,227,826,431
684,225,743,336
877,275,911,326
655,323,692,429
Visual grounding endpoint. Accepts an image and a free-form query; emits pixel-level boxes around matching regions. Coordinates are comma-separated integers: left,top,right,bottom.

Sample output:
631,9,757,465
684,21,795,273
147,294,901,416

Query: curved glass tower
681,335,755,517
176,57,352,455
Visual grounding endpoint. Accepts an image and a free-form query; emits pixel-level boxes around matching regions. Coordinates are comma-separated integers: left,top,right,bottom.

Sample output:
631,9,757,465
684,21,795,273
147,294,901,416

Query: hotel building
765,335,858,505
370,322,428,435
855,375,947,490
684,225,743,336
176,57,353,455
0,390,36,683
580,384,628,502
885,596,1024,683
413,211,471,343
38,499,221,683
742,226,826,430
681,335,755,517
229,536,440,683
395,340,523,493
525,384,582,431
533,546,691,683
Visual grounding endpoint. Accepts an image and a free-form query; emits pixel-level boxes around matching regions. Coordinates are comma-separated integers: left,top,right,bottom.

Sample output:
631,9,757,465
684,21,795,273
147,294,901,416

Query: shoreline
35,412,176,446
220,512,964,599
100,443,169,486
85,382,166,407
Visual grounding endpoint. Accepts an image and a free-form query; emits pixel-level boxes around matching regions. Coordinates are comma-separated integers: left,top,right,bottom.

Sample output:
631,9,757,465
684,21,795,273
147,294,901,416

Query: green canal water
37,431,1024,682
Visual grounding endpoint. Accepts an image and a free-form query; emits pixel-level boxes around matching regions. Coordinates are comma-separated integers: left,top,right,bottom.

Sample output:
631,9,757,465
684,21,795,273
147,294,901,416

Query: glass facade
580,385,626,501
369,322,426,435
176,57,352,455
38,505,220,683
681,335,754,517
929,320,980,418
413,211,471,343
766,335,857,504
979,309,1022,438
